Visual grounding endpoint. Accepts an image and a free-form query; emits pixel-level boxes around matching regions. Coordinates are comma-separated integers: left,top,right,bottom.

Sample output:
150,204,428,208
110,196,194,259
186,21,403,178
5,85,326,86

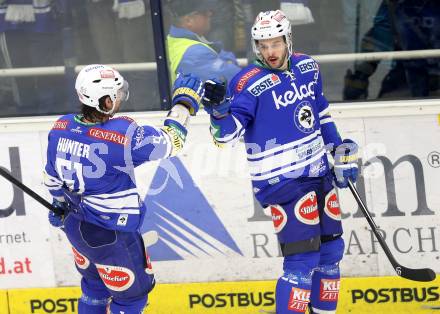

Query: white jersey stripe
319,107,330,117
84,194,140,209
320,117,334,124
248,129,321,160
88,188,139,199
248,136,324,175
83,200,140,215
251,149,326,181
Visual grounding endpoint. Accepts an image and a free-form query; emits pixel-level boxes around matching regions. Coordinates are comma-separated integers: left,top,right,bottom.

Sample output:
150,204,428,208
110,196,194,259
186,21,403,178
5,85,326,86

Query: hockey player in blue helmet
202,10,359,314
44,64,203,313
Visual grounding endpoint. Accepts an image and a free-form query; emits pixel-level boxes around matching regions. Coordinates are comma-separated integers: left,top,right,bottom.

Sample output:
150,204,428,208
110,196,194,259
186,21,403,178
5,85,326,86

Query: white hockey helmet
251,10,293,62
75,64,129,115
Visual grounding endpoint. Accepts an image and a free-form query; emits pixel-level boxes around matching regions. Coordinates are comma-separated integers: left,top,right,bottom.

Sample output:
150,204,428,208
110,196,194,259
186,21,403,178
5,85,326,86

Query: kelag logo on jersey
247,73,281,96
141,158,242,261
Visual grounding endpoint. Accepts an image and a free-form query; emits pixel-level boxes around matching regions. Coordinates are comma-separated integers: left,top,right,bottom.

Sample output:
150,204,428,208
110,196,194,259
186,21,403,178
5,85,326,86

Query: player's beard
265,49,289,70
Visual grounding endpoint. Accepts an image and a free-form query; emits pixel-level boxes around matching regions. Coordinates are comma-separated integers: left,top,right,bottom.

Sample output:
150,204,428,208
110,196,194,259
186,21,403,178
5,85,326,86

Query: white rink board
0,100,439,288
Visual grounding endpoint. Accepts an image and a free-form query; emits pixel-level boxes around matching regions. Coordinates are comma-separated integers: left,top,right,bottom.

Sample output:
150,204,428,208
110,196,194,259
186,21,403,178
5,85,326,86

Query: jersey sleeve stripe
320,117,334,124
318,108,330,117
84,194,140,208
211,115,244,142
82,199,140,215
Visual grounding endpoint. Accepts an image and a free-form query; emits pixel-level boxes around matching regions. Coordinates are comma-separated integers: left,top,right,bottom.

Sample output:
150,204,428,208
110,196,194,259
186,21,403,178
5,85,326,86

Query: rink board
2,276,440,314
0,100,440,290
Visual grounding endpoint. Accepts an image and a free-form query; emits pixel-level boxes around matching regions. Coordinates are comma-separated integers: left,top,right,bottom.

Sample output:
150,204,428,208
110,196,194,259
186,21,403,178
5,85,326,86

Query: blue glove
332,139,359,188
172,73,203,116
48,200,67,228
202,79,231,119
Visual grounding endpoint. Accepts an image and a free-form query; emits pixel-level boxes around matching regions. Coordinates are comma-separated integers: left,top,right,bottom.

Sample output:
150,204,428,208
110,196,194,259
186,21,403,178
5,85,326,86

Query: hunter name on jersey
56,137,91,158
210,53,342,204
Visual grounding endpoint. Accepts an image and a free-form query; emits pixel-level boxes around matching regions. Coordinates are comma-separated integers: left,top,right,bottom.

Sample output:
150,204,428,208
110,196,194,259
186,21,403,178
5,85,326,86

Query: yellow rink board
3,276,440,314
0,290,8,313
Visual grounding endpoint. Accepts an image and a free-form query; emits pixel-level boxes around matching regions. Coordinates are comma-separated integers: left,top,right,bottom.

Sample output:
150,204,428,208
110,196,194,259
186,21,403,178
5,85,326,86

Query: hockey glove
332,139,359,189
48,199,67,228
202,79,231,119
172,73,203,116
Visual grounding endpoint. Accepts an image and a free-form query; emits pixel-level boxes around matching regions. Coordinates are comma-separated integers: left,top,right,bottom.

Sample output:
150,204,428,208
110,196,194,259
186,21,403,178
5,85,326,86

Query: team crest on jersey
320,278,340,301
96,264,135,291
235,68,261,92
268,204,287,233
247,73,281,96
288,287,311,312
296,58,318,74
294,191,319,225
324,190,341,221
72,247,90,270
294,101,316,133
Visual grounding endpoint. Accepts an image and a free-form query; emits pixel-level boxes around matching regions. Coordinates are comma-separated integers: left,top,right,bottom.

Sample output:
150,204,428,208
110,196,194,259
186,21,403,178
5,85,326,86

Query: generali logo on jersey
236,68,261,92
87,127,128,145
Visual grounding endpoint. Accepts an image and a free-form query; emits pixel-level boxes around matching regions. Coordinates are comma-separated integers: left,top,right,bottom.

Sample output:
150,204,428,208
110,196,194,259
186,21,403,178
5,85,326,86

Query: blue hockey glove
202,79,231,119
172,73,203,116
332,139,359,188
48,199,67,228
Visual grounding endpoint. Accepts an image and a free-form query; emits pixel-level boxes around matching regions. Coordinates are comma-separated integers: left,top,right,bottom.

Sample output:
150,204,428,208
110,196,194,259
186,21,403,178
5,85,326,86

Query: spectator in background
343,0,439,100
84,0,160,111
0,0,65,115
166,0,241,84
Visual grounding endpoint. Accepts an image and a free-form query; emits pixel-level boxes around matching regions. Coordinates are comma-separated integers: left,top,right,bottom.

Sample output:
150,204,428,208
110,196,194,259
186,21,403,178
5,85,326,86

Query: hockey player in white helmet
202,10,359,314
44,64,203,313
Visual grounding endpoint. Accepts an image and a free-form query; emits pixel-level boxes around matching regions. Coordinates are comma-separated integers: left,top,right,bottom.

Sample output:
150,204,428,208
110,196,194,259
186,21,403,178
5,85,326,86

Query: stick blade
398,266,436,282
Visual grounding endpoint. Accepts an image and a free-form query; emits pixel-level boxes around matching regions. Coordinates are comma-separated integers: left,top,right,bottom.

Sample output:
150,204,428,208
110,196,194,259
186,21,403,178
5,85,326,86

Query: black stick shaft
0,167,56,213
348,180,436,282
348,180,397,264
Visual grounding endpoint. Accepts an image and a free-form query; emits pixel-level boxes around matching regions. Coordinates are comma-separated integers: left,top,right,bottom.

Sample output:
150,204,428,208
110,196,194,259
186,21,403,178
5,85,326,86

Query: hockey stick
0,167,63,215
348,180,436,282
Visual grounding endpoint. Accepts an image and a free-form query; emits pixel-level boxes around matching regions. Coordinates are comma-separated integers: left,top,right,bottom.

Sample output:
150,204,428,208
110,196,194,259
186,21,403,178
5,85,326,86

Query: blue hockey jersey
210,53,342,205
44,114,173,232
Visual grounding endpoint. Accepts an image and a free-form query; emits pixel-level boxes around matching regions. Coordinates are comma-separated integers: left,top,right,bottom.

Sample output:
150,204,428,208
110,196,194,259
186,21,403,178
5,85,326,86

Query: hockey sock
310,237,344,313
276,251,320,314
78,278,110,314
